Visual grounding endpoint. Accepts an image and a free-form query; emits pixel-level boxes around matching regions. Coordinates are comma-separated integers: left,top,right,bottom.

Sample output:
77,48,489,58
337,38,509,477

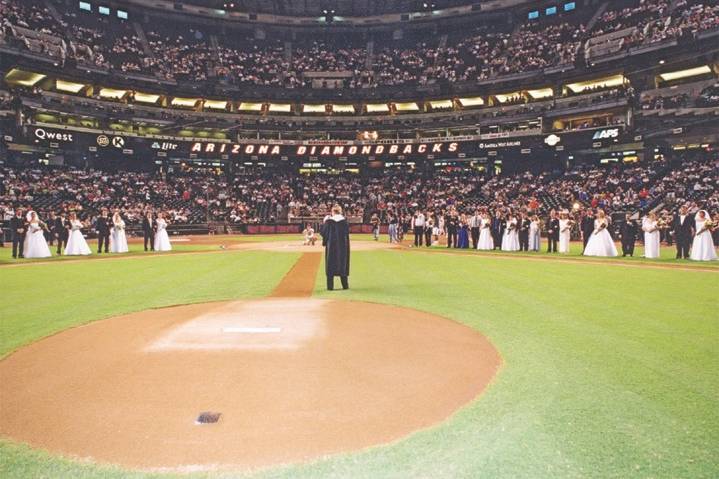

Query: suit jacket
581,216,595,236
519,218,531,236
672,214,693,240
54,217,69,239
620,220,637,242
547,218,560,239
9,216,26,238
95,216,111,235
142,217,154,234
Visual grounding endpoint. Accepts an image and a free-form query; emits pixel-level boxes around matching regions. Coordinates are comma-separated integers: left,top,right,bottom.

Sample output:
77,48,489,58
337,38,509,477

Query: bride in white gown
690,210,717,261
558,211,573,254
501,214,520,251
477,213,494,250
642,212,661,259
583,210,618,257
65,213,92,255
154,213,172,251
110,212,129,253
24,212,52,258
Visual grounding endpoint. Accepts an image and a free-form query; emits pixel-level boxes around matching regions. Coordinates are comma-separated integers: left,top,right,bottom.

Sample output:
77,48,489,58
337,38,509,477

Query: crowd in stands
2,157,716,237
2,0,717,89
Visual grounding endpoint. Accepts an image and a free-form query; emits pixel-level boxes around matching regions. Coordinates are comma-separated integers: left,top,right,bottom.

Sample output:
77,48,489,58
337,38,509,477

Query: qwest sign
190,141,461,158
33,128,73,142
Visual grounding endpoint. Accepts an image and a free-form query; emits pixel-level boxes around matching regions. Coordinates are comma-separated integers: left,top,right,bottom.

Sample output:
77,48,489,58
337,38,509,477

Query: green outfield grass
1,243,717,478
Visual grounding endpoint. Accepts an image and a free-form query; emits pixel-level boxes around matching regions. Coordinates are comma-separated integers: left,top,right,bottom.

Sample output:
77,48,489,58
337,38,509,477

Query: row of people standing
396,206,716,261
8,207,172,259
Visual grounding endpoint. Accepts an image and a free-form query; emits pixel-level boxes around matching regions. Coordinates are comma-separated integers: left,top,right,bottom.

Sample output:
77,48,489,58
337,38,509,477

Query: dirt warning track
0,253,501,472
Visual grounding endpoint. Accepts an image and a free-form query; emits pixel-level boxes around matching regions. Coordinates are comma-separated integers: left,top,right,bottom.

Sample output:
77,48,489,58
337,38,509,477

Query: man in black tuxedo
446,210,459,248
142,211,155,251
580,210,595,253
95,208,111,253
672,206,694,259
619,214,638,257
47,212,57,246
491,213,503,250
321,205,350,291
54,212,69,255
518,212,531,251
546,209,559,253
9,208,26,259
469,210,481,249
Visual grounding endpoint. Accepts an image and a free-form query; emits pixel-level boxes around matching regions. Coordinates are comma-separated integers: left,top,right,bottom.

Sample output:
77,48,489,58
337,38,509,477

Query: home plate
145,298,326,351
222,327,282,333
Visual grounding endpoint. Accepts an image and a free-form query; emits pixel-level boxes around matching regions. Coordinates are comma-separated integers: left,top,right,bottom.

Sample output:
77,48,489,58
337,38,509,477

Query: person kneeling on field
303,224,317,246
321,205,350,291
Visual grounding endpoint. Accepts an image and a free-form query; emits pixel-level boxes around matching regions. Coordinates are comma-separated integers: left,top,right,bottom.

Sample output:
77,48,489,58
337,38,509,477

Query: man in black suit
9,208,26,259
619,214,638,257
491,212,503,250
95,208,111,254
470,210,481,249
54,212,69,255
546,209,559,253
446,210,459,248
518,212,531,251
580,210,595,253
142,211,155,251
672,206,694,259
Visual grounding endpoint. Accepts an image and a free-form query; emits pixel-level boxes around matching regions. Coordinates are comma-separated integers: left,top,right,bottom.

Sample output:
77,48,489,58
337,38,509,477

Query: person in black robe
95,208,111,253
54,212,69,255
9,208,26,259
321,205,350,291
142,211,155,251
546,209,559,253
619,213,638,257
672,206,694,259
580,210,595,253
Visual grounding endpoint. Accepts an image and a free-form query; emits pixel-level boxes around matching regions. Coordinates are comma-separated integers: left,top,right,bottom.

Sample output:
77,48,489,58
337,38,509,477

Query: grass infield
0,238,717,478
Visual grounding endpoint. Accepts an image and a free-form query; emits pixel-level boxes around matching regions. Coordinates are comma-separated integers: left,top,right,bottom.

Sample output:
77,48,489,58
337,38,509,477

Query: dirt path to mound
0,253,501,472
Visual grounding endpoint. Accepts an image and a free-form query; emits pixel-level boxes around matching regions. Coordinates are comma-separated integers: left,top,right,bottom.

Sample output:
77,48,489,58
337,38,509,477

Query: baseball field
1,235,717,478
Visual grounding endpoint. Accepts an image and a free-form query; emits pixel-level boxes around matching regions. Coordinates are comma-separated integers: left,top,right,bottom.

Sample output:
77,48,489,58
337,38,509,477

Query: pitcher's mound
0,298,500,472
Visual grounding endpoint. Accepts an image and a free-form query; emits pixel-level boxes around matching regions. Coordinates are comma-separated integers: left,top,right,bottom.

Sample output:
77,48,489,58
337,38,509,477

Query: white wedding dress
65,220,92,255
642,218,661,259
690,217,718,261
477,219,494,250
154,218,172,251
583,219,618,257
501,220,520,251
24,222,52,258
559,219,571,253
110,220,129,253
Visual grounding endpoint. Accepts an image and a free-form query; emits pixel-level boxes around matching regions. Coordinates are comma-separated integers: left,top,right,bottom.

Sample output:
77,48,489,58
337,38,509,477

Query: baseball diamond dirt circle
0,252,502,472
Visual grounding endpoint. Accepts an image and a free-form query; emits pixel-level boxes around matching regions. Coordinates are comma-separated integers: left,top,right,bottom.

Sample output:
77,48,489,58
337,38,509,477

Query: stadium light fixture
457,96,484,107
171,97,200,107
99,88,127,99
134,92,160,104
55,80,86,93
268,103,292,113
4,69,46,87
238,102,263,112
658,65,711,82
366,103,390,113
204,100,228,110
